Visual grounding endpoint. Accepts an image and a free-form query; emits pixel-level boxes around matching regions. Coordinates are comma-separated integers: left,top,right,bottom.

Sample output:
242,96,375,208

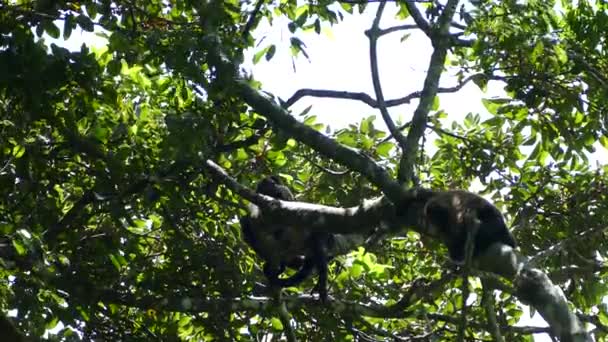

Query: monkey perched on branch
423,190,517,264
240,176,336,301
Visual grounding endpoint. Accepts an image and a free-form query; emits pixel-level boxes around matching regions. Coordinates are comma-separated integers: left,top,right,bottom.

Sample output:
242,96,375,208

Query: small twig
203,160,262,204
427,123,470,142
451,21,466,30
0,156,13,174
378,24,418,36
242,0,265,39
527,225,608,267
302,154,350,176
215,129,268,152
403,0,432,36
276,300,296,342
481,279,505,342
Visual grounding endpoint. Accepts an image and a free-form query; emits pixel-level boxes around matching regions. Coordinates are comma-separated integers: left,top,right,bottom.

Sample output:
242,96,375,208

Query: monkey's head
423,190,516,264
256,176,294,201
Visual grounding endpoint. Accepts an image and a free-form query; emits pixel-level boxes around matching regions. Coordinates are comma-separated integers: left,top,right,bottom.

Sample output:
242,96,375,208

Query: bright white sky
244,4,496,130
42,1,608,339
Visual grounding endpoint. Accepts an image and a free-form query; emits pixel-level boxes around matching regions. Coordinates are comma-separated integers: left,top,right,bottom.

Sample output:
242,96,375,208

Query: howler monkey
423,190,516,264
240,176,335,300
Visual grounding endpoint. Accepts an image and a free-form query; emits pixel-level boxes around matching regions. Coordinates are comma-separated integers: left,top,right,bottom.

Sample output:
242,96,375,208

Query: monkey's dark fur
424,190,516,263
240,176,334,300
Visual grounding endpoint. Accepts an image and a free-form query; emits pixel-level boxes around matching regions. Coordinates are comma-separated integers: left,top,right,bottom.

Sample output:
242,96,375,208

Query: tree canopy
1,0,608,341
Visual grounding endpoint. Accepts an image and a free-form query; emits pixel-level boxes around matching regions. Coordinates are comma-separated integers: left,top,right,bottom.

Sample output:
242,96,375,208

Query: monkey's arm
272,258,316,288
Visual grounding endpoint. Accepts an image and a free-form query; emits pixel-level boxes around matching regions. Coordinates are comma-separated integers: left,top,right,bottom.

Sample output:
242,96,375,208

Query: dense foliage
1,0,607,341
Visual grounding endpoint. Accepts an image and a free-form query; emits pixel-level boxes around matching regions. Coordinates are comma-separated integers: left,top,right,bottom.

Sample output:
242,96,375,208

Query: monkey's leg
309,237,329,302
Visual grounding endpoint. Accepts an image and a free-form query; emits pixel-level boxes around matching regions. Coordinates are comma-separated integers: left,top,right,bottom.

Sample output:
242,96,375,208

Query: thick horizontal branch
204,159,424,235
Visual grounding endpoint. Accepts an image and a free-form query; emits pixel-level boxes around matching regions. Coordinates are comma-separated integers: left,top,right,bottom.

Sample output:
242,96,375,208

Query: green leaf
12,240,26,256
555,45,568,64
481,98,507,115
45,316,59,330
522,135,537,146
298,105,313,117
253,46,269,64
86,3,98,18
600,136,608,149
396,3,410,19
12,145,25,158
336,131,357,147
350,263,363,278
78,307,90,321
107,59,121,76
530,41,544,63
303,115,317,125
63,15,74,40
265,44,276,61
93,126,109,143
290,37,308,59
76,15,95,32
360,116,374,135
538,150,549,164
109,254,121,271
376,141,395,157
35,24,44,37
44,21,60,39
270,318,283,330
472,75,488,91
431,96,440,111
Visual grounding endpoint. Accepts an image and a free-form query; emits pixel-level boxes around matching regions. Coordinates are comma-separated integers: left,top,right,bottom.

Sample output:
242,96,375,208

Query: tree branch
242,0,265,39
481,279,505,342
284,73,484,109
378,24,418,36
203,159,415,235
284,89,377,108
400,0,460,184
404,1,431,37
367,1,410,182
515,268,590,341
